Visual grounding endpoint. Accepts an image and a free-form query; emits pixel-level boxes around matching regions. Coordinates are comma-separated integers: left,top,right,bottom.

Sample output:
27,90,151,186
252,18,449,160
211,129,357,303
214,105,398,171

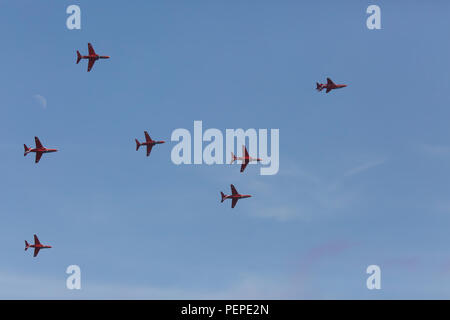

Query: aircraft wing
144,131,152,143
88,43,96,55
35,137,43,149
33,247,41,257
327,78,335,86
146,144,153,157
230,184,238,195
231,198,238,208
34,234,41,246
240,162,248,173
87,59,96,72
326,87,332,93
243,146,249,158
35,152,43,163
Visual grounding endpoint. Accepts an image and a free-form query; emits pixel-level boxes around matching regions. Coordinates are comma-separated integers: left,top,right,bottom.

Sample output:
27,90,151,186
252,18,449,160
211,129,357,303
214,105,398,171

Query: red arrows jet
135,131,165,157
231,146,262,173
316,78,347,93
24,137,58,163
220,184,252,208
76,43,110,72
25,235,52,257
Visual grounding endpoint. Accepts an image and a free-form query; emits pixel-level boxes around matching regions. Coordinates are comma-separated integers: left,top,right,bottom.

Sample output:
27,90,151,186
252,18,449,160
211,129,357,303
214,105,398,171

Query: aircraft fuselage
224,194,252,200
81,55,110,61
26,148,57,154
142,141,165,146
234,156,262,163
318,83,347,90
28,245,52,249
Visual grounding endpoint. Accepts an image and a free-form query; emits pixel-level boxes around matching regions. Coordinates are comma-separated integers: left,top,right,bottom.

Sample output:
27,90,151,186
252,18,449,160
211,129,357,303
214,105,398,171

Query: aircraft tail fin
24,144,29,156
135,139,141,151
76,51,82,64
25,240,29,251
221,192,226,203
316,82,323,91
230,152,237,164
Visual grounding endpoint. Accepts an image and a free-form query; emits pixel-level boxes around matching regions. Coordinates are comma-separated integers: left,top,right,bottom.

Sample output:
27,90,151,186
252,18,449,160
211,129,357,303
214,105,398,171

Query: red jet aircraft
316,78,347,93
135,131,165,157
24,137,58,163
220,184,252,208
25,235,52,257
231,146,262,172
76,43,110,72
231,146,262,173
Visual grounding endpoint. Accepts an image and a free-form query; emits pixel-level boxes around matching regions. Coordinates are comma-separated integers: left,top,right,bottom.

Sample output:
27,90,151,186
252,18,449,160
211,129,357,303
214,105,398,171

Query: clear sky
1,0,450,299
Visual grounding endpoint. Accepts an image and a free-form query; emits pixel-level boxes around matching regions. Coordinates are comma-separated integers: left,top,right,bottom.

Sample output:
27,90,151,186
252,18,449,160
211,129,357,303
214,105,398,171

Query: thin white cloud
249,205,300,222
344,158,386,177
210,157,379,222
417,143,450,156
33,94,47,109
0,270,302,299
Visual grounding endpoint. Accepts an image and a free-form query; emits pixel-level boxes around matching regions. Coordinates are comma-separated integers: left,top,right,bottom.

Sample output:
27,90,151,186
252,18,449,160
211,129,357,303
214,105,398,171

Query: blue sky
1,0,450,299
